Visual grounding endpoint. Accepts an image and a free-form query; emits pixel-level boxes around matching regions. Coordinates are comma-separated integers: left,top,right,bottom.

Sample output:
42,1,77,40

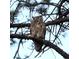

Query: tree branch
28,2,59,7
10,23,30,28
10,34,69,59
10,16,69,28
18,1,59,7
45,16,69,26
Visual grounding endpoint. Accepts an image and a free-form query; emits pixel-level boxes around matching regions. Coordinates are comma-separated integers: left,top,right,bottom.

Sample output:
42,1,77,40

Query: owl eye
37,22,40,24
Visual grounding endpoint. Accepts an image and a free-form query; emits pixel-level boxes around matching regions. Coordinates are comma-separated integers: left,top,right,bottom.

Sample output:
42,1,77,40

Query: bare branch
45,16,69,26
10,23,30,28
10,16,69,28
17,1,59,7
10,34,69,59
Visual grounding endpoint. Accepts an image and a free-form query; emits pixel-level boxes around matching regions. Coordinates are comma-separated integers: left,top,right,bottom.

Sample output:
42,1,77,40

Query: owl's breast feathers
30,16,46,52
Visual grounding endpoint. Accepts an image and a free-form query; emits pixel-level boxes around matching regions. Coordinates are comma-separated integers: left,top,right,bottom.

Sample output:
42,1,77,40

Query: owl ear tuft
32,17,36,21
32,17,35,19
39,16,43,21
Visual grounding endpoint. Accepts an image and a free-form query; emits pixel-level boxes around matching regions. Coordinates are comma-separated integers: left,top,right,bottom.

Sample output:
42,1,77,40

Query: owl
30,16,46,52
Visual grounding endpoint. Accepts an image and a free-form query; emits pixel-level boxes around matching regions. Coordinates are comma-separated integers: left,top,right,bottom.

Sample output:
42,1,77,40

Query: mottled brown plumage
30,16,46,52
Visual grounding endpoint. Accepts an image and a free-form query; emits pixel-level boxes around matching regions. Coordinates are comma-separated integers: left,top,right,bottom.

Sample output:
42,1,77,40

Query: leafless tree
10,0,69,59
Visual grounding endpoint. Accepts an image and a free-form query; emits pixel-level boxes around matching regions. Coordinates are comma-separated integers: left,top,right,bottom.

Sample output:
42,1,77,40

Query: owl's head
32,16,43,23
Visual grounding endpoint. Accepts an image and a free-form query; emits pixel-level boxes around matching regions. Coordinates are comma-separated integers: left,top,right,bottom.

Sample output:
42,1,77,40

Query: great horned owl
30,16,46,52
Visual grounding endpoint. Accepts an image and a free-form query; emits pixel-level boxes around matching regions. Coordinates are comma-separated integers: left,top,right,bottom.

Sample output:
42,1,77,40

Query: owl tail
33,41,42,52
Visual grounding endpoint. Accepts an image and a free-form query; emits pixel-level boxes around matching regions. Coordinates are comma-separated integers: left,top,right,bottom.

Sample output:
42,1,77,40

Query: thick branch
10,23,30,28
19,1,59,7
29,2,59,7
10,34,69,59
45,16,69,26
10,17,69,28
